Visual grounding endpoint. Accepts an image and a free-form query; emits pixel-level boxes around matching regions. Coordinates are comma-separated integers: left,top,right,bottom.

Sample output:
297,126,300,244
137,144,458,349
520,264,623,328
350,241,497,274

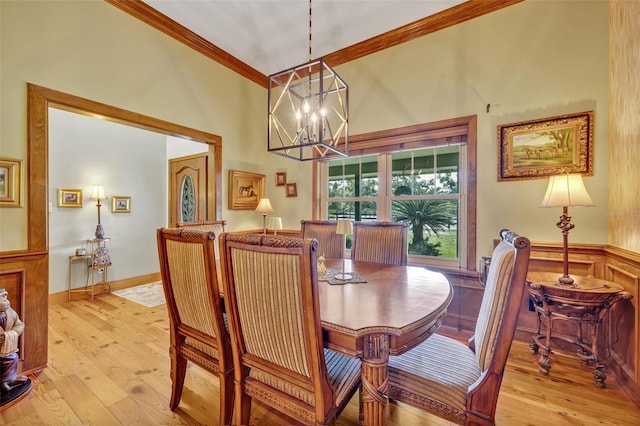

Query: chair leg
233,380,252,425
219,370,234,426
169,349,187,411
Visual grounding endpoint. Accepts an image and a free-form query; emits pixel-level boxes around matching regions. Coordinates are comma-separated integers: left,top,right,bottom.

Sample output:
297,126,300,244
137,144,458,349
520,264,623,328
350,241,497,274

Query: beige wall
609,0,640,253
0,0,283,252
1,1,617,263
335,0,610,257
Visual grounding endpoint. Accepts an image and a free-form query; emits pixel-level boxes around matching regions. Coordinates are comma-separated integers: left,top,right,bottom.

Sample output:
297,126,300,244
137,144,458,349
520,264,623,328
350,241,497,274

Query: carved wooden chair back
350,221,408,265
176,220,226,260
219,233,361,425
156,227,233,425
387,229,531,425
300,220,345,259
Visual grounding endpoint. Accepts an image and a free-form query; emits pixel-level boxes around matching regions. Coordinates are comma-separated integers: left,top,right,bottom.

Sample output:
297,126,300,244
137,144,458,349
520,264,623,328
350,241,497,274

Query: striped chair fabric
156,227,233,425
219,233,362,425
176,220,226,260
350,221,409,266
387,229,530,425
301,220,345,259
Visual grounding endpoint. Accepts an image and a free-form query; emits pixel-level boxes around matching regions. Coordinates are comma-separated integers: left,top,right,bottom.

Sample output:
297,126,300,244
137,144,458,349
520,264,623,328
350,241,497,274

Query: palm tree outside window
324,145,463,268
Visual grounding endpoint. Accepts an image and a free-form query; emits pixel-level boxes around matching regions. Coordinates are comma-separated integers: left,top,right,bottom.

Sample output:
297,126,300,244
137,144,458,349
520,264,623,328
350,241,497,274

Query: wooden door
169,153,208,226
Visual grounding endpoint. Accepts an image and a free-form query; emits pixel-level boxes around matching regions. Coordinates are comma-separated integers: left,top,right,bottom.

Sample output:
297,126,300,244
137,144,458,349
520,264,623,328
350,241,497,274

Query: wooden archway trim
26,83,223,252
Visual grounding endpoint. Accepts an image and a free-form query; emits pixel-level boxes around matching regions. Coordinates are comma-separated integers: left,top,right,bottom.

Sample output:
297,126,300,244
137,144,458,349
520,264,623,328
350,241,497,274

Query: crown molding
106,0,523,88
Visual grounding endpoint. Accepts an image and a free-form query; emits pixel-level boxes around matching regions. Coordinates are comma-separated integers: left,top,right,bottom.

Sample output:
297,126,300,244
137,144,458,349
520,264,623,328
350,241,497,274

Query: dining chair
300,220,345,259
156,227,233,425
176,220,226,256
387,229,531,425
219,233,362,425
350,221,409,265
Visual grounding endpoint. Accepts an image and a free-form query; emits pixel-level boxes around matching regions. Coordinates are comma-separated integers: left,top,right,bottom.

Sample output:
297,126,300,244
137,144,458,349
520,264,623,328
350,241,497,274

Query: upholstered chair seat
388,334,480,417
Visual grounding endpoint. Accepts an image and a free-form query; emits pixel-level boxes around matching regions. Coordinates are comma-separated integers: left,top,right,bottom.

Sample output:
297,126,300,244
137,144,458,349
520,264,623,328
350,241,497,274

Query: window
313,116,476,270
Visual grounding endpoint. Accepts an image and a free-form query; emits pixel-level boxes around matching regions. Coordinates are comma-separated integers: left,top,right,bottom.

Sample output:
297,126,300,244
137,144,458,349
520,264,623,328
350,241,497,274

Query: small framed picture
58,188,83,208
112,196,131,213
0,158,22,207
286,183,297,197
275,172,287,186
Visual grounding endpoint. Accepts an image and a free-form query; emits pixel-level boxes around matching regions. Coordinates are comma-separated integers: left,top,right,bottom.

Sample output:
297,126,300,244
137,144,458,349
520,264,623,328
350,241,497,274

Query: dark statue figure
0,288,32,408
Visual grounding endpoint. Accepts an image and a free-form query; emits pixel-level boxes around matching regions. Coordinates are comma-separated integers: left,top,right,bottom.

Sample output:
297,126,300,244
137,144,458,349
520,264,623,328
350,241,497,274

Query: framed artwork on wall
229,170,265,210
58,188,83,208
0,158,22,207
497,111,594,181
112,196,131,213
276,172,287,186
286,183,297,197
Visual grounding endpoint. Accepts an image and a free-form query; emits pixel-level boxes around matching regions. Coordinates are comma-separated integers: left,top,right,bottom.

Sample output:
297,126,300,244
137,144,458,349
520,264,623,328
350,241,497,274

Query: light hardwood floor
2,292,639,425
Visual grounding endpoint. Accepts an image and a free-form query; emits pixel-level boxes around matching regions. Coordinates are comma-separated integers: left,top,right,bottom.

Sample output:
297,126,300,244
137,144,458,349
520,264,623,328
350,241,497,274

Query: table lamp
90,184,106,239
269,216,283,235
335,219,353,280
539,173,594,287
255,198,273,235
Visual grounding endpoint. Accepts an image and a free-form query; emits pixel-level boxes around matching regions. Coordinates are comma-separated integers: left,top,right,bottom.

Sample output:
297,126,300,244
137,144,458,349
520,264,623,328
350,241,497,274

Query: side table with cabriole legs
527,272,632,388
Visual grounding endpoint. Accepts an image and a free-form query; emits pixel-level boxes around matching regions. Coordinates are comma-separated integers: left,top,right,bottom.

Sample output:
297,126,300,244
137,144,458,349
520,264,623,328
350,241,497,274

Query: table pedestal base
361,334,390,426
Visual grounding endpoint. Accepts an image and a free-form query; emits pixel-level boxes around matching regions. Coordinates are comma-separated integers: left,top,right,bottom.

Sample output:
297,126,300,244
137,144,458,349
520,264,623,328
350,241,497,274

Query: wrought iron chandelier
267,0,349,161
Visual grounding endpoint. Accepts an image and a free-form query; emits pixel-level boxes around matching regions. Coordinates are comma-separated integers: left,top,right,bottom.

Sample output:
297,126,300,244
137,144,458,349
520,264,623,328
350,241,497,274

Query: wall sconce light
539,173,594,286
255,198,274,235
90,184,106,239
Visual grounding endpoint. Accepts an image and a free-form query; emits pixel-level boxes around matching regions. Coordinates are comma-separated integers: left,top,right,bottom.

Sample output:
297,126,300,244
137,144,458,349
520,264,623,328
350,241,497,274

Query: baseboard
49,272,161,305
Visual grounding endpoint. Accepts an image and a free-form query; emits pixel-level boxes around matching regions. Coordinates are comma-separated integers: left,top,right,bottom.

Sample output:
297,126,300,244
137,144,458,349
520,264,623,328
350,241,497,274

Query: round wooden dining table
320,258,453,426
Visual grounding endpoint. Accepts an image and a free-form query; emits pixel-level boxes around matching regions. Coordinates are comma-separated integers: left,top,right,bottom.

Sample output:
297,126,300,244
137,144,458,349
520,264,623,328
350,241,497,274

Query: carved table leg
361,334,390,426
538,353,551,375
530,339,539,355
538,309,553,376
594,365,607,389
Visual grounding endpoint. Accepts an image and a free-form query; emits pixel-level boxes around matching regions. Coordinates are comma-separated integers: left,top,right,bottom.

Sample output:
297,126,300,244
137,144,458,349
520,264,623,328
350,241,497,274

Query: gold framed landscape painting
0,158,22,207
228,170,265,210
497,111,594,181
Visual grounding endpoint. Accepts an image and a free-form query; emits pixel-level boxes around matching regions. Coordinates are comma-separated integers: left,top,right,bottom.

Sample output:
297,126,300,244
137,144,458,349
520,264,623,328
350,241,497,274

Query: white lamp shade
90,185,106,200
255,198,274,213
540,174,594,208
336,219,353,234
268,216,283,230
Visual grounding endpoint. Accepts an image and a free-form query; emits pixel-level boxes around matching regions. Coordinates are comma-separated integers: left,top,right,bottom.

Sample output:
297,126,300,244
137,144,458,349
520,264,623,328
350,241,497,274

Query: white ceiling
142,0,467,76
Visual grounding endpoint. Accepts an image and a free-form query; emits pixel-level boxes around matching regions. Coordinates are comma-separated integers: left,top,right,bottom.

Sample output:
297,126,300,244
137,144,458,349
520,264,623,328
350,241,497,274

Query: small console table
527,272,632,388
67,238,112,300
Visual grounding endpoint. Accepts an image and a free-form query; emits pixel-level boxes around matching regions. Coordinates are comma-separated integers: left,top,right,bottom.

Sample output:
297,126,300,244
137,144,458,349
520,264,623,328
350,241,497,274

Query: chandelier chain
308,0,312,61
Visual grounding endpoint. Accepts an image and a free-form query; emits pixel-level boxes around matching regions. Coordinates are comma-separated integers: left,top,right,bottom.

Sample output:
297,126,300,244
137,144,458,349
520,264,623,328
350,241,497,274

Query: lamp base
334,273,353,281
95,224,105,239
557,274,577,287
262,214,267,235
